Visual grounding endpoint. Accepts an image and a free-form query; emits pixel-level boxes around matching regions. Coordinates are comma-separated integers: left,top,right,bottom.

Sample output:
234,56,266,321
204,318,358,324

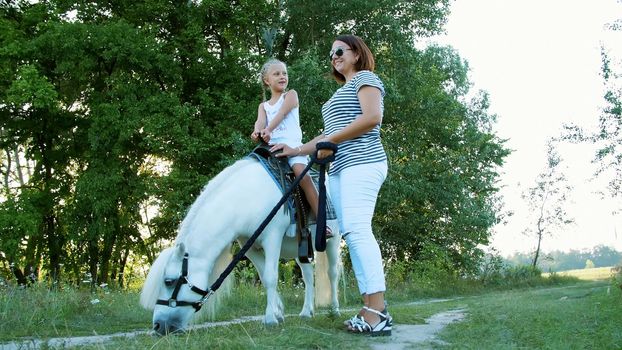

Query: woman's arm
323,86,382,144
270,133,325,157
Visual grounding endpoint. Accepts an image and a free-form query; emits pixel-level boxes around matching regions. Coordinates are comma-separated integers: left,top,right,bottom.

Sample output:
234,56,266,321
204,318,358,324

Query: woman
271,34,391,336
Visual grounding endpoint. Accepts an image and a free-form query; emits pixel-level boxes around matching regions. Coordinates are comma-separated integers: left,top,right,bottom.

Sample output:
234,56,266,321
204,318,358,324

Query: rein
156,142,338,312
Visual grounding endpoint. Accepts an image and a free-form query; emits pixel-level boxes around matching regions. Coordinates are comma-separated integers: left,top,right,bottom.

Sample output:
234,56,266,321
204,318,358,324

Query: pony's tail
314,251,332,306
194,244,234,322
314,249,342,307
315,220,342,307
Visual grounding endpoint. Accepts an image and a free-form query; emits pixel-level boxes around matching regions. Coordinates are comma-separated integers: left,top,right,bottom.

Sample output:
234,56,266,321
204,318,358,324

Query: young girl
251,58,331,238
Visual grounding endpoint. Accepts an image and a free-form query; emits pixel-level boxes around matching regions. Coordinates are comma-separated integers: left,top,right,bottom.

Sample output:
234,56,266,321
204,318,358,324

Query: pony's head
140,242,230,335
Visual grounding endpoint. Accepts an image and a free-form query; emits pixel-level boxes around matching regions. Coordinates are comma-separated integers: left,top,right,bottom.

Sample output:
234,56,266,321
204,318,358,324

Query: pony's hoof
264,314,282,326
328,307,341,318
264,319,279,326
299,311,313,319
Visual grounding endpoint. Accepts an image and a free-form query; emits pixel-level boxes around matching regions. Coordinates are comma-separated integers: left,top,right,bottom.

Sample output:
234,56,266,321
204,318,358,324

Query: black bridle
155,142,337,313
155,253,214,312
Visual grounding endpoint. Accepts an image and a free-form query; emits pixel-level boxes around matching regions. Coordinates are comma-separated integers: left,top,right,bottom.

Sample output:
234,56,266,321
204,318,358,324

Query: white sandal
348,307,392,336
343,313,363,327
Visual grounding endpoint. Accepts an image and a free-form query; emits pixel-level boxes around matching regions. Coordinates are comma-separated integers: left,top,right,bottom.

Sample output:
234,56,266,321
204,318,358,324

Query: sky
430,0,622,256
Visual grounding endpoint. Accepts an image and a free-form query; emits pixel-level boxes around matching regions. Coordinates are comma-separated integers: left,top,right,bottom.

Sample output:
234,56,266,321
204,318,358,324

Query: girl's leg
292,164,320,217
292,163,333,238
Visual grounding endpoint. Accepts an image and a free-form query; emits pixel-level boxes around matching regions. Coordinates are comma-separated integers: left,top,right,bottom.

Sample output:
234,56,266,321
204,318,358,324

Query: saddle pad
246,151,337,225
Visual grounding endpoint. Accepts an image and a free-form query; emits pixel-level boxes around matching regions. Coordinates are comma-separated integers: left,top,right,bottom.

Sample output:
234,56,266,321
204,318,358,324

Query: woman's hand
316,138,334,160
251,130,261,143
270,143,297,157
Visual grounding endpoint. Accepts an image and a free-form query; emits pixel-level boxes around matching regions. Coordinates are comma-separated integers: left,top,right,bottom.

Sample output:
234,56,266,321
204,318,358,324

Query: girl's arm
251,103,267,142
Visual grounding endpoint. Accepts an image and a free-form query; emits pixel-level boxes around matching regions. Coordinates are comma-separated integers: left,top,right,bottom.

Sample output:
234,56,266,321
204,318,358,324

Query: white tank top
262,93,303,145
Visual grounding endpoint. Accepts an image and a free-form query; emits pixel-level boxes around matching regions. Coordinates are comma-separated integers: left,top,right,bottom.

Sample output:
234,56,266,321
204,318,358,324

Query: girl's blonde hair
259,58,286,100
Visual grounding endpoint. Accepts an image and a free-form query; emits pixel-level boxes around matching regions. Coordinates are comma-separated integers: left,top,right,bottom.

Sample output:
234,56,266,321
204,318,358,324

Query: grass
437,281,622,349
0,268,620,349
542,266,616,280
0,284,151,341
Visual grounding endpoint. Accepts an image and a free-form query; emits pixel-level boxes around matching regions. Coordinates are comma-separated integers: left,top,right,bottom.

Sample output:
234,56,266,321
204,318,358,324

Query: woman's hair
259,58,286,100
331,34,375,83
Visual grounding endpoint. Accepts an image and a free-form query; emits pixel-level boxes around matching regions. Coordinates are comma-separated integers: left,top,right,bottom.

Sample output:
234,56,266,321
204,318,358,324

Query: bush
504,264,542,281
612,265,622,287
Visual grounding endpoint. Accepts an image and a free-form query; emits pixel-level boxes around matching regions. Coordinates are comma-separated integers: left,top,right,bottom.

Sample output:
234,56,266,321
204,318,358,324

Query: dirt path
0,300,467,350
371,308,467,350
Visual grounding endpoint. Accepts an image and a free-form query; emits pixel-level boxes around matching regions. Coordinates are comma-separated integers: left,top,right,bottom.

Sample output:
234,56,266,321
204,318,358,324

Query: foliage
563,8,622,204
377,44,509,274
506,245,622,272
0,0,508,284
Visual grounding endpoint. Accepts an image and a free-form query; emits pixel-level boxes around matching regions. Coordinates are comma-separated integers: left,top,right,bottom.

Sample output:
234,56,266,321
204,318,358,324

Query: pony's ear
176,242,186,257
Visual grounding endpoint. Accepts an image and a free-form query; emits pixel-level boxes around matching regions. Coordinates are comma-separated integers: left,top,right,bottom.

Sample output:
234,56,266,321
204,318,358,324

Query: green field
542,266,617,280
1,272,621,349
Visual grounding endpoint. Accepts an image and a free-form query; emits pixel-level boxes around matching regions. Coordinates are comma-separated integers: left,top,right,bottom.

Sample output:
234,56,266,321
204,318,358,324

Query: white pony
140,157,341,335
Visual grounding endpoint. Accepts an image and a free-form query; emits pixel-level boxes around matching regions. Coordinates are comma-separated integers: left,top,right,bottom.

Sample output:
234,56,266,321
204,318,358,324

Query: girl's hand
260,128,272,143
251,130,261,142
270,143,295,157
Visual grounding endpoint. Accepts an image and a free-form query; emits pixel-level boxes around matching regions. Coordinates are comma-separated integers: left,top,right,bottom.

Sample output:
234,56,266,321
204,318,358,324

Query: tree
563,7,621,203
522,140,574,268
0,0,509,284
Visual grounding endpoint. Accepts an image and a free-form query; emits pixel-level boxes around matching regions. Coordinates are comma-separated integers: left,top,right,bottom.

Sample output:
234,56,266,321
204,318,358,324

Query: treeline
505,245,622,272
0,0,509,286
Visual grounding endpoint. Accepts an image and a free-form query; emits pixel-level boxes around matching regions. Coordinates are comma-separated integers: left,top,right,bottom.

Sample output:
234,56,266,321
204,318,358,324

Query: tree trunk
98,217,118,284
3,148,10,189
532,228,543,268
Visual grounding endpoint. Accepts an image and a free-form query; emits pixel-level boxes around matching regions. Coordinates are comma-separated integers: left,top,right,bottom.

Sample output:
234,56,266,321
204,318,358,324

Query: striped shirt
322,70,387,174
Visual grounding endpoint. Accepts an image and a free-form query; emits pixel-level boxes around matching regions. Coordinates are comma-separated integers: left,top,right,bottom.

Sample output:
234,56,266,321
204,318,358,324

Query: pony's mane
176,158,255,242
140,246,174,309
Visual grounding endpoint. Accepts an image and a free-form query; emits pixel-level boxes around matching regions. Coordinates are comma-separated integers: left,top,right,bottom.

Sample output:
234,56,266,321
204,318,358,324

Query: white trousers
329,161,388,295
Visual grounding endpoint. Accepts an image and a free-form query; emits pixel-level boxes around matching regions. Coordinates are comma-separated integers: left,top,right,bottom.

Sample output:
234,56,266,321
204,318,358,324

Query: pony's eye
164,278,175,286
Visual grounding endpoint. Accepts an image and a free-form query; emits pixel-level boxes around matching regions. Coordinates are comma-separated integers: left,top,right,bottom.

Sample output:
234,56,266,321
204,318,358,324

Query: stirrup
348,307,392,336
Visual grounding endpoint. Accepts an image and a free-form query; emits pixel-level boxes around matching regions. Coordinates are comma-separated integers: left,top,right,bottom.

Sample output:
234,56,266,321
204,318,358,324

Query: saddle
247,144,335,263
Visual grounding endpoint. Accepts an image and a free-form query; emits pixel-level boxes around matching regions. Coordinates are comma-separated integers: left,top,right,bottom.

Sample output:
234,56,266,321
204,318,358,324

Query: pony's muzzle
153,319,183,336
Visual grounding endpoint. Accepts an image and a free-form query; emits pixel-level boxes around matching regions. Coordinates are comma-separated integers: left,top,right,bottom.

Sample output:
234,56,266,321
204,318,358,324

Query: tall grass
0,263,609,348
438,280,622,349
0,283,150,341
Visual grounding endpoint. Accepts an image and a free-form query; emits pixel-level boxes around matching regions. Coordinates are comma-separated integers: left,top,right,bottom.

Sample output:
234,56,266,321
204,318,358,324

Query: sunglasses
329,47,351,59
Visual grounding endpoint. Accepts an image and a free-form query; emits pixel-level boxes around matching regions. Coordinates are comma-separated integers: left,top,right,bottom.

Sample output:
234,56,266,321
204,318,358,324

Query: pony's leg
244,240,284,325
296,258,315,318
260,233,285,325
244,248,267,288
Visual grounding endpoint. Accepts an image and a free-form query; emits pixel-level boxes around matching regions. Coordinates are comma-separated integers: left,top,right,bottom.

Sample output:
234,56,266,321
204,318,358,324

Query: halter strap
155,253,214,312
